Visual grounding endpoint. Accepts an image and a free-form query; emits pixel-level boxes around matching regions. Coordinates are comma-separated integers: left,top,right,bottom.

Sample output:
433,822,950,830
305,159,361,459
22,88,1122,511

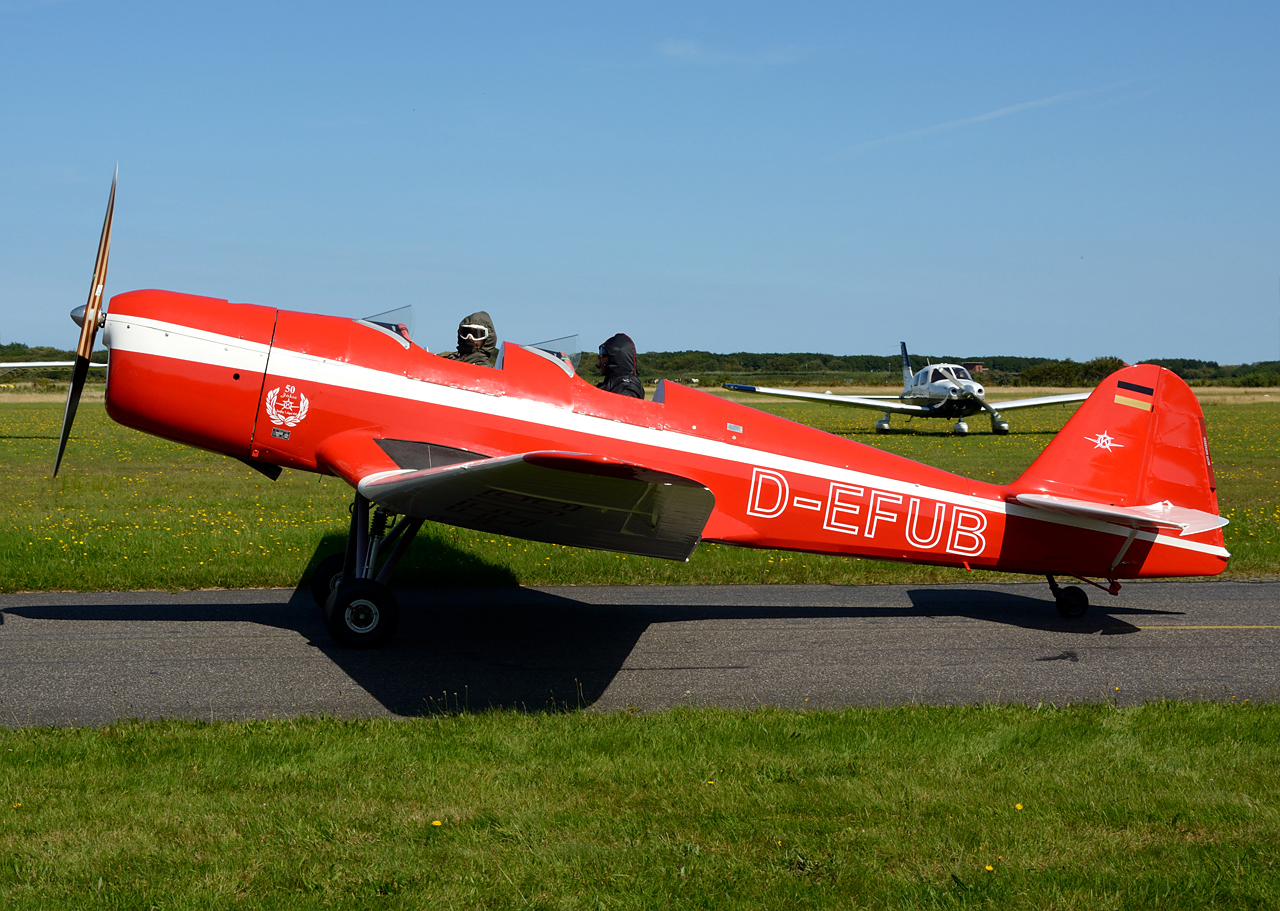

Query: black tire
1055,585,1089,618
310,553,347,609
325,579,400,648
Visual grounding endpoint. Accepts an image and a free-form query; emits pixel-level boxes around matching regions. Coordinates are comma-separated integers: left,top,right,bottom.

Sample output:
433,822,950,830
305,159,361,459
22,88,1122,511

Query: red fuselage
100,290,1229,580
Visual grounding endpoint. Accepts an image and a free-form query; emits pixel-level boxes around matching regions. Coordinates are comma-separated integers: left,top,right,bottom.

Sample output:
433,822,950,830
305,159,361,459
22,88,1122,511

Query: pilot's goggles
598,344,609,357
460,324,490,343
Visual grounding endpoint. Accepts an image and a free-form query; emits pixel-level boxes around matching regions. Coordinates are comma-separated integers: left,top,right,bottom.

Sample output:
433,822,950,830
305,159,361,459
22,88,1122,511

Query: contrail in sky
849,90,1089,152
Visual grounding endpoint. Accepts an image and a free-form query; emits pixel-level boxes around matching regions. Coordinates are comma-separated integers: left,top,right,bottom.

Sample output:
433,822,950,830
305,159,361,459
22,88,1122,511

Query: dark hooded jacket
596,333,644,399
441,311,497,366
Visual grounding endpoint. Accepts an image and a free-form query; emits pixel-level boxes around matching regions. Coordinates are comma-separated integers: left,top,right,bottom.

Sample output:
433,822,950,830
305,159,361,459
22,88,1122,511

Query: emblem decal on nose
266,385,310,427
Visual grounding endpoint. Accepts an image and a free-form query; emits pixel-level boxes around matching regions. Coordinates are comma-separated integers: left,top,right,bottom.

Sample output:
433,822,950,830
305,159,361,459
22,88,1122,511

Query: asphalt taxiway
0,582,1275,726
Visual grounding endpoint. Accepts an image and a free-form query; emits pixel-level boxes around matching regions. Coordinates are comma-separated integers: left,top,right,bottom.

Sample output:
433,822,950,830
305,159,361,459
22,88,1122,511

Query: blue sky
1,2,1277,363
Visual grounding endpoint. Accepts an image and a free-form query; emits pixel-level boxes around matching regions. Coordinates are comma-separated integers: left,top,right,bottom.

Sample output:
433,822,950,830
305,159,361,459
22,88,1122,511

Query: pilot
596,333,644,399
440,311,497,366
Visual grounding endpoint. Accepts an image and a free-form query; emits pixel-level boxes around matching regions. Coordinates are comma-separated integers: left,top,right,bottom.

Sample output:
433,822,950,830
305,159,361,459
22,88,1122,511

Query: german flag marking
1115,395,1153,411
1114,378,1154,411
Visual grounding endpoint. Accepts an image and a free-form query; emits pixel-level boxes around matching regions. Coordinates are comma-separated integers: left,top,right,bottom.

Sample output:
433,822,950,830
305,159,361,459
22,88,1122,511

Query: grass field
1,392,1275,592
1,704,1277,909
2,394,1276,909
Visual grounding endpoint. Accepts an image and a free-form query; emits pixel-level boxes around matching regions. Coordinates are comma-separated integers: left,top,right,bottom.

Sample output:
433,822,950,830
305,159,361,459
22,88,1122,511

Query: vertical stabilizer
1009,364,1219,517
900,342,912,392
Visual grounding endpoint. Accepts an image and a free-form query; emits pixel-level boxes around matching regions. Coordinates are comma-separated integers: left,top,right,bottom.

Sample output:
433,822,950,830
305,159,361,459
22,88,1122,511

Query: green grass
1,397,1275,592
1,704,1277,909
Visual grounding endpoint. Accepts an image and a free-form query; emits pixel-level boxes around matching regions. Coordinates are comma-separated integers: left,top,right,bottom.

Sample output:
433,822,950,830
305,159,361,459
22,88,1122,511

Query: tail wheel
309,553,346,610
325,579,399,648
1055,585,1089,618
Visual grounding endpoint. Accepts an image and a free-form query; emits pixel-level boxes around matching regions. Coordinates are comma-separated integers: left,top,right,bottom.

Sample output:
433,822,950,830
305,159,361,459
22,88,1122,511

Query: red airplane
55,180,1230,647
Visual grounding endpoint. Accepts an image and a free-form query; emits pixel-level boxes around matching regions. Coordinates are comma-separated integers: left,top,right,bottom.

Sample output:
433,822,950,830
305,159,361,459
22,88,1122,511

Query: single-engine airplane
54,178,1229,647
725,342,1090,435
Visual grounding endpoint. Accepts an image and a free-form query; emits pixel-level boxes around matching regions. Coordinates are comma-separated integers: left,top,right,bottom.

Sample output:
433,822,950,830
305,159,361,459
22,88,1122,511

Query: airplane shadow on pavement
0,534,1183,717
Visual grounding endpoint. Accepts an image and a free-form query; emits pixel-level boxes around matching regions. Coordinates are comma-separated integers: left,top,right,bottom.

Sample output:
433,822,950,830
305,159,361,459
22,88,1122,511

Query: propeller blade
54,168,116,478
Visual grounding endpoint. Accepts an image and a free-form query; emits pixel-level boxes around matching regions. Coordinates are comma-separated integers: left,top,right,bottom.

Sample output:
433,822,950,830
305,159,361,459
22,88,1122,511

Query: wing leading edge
358,450,716,561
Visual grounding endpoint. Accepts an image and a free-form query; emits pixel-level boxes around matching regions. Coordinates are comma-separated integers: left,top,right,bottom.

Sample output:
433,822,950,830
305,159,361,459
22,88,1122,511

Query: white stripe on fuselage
108,316,1230,560
103,314,271,373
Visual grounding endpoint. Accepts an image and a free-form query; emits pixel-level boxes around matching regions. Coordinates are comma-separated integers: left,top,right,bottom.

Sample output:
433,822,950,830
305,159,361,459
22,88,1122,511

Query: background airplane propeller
54,168,116,477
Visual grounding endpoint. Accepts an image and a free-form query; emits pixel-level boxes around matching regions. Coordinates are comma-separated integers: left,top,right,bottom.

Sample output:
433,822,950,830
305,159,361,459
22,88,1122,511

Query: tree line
4,341,1277,388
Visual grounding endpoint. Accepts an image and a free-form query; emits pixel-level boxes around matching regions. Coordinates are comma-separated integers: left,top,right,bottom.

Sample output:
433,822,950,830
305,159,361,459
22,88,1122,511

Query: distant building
962,362,985,374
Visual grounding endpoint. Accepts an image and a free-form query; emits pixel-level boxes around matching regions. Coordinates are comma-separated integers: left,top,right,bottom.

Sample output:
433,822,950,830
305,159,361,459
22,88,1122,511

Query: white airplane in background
725,342,1090,436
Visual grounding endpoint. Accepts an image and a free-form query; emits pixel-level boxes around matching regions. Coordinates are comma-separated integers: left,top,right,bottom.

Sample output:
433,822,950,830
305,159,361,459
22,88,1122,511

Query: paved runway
0,581,1275,726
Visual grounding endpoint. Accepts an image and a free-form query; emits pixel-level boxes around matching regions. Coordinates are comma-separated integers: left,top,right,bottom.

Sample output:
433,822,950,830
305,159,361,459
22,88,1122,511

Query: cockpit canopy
354,307,583,371
918,365,971,385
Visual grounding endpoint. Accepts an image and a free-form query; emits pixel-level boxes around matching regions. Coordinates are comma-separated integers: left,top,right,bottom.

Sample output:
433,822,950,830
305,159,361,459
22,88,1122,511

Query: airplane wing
1015,493,1227,537
722,384,929,414
0,361,107,369
985,392,1089,411
355,450,716,561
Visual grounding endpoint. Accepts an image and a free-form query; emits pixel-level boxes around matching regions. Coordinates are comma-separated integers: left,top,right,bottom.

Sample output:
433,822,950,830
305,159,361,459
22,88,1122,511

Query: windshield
527,335,581,370
360,306,424,350
950,367,971,381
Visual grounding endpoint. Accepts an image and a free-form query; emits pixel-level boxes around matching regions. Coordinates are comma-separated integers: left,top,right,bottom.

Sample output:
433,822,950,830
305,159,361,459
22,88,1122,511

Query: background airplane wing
986,391,1090,411
0,361,107,370
357,450,716,561
723,383,929,414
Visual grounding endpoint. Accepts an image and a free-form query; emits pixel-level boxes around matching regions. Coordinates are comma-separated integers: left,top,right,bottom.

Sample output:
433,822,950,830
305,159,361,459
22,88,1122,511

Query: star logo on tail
1087,431,1123,452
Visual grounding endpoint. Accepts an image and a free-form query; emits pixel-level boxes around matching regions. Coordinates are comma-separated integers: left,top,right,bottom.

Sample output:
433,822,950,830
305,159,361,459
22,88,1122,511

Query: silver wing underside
358,451,716,561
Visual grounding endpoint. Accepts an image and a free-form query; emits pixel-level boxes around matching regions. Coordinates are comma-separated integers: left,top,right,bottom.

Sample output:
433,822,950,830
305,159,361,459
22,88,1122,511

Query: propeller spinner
54,168,116,477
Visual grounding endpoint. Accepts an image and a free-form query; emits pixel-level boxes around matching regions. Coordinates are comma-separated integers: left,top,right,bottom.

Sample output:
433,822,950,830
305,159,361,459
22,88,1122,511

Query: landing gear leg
322,492,423,648
1047,574,1089,618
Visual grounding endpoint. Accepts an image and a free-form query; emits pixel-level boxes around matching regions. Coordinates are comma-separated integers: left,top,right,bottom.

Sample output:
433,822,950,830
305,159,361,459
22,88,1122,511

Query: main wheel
325,579,400,648
309,553,347,609
1055,585,1089,618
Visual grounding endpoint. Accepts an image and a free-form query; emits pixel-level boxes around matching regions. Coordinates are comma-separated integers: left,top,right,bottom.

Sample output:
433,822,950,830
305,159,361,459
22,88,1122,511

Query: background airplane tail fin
900,341,912,391
1009,364,1219,518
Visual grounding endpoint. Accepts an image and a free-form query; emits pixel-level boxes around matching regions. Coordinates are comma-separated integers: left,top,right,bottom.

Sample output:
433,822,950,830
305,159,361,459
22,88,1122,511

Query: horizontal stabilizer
1015,493,1228,537
358,451,716,561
